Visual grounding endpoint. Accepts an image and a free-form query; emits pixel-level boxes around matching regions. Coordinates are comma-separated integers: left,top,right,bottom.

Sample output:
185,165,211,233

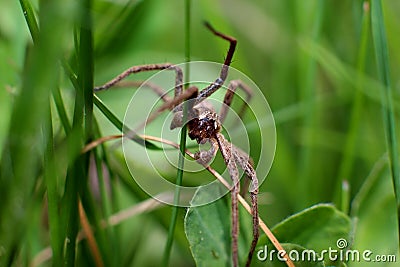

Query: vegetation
0,0,399,266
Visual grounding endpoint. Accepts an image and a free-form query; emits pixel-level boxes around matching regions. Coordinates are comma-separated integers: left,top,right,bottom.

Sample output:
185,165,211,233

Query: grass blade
93,95,160,150
162,1,191,266
52,84,72,134
336,1,371,210
79,1,94,141
0,0,69,265
44,88,63,267
19,0,39,42
297,0,325,207
63,0,94,265
371,0,400,239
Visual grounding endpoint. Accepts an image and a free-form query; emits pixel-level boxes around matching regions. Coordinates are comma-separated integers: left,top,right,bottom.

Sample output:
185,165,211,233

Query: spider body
188,113,220,144
95,22,259,267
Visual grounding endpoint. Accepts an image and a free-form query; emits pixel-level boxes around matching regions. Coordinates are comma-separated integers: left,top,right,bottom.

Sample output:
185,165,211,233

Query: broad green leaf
185,186,231,267
270,204,351,251
259,204,352,266
184,185,253,267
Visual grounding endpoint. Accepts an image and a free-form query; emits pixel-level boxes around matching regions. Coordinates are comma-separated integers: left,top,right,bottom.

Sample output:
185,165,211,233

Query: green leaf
185,186,231,267
258,204,352,266
270,204,352,251
185,185,254,267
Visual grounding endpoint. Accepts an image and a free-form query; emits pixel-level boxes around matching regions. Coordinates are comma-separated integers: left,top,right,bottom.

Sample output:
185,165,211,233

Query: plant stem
336,1,370,210
19,0,39,42
370,0,400,241
162,1,191,266
64,0,94,265
297,0,325,207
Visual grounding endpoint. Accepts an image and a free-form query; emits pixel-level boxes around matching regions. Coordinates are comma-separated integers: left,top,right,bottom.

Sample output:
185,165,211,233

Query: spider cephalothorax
187,113,220,144
187,108,221,145
169,99,221,145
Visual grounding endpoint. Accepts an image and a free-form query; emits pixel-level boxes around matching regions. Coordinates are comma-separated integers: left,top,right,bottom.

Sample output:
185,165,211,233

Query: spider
94,22,259,267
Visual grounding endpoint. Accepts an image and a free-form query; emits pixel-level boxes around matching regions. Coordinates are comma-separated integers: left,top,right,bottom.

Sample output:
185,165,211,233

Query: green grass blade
1,0,70,265
336,2,371,210
162,1,191,266
63,0,94,265
93,95,123,130
52,84,72,134
370,0,400,225
93,95,160,150
43,106,63,266
20,0,72,135
79,1,94,141
18,0,69,264
297,0,325,207
19,0,39,42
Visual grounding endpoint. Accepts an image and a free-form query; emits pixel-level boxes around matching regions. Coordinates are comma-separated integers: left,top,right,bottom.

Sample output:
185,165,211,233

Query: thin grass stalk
52,84,72,134
63,81,85,266
336,1,370,211
93,95,159,150
19,0,39,42
44,87,63,267
19,0,65,264
63,0,94,265
92,122,113,222
370,0,400,240
21,0,71,137
298,0,325,206
79,0,94,142
94,149,114,260
162,1,191,266
0,0,67,265
62,165,81,267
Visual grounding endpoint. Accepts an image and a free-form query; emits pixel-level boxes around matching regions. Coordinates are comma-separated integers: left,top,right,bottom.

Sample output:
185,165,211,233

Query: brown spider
95,22,259,267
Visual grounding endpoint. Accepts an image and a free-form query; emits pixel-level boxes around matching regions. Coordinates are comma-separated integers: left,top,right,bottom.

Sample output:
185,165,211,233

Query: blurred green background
0,0,399,266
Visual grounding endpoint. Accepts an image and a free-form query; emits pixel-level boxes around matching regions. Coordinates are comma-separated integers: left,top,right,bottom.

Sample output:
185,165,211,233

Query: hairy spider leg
94,23,260,267
195,23,259,266
215,133,241,267
193,138,219,165
94,63,183,102
110,80,172,103
135,86,199,132
231,145,259,267
247,190,259,267
195,22,237,104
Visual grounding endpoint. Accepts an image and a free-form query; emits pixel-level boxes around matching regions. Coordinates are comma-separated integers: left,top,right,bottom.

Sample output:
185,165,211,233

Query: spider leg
219,80,253,124
106,80,172,103
94,63,183,102
196,23,237,104
216,133,240,267
193,138,219,165
135,86,198,131
231,145,259,267
247,190,259,267
94,63,198,134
